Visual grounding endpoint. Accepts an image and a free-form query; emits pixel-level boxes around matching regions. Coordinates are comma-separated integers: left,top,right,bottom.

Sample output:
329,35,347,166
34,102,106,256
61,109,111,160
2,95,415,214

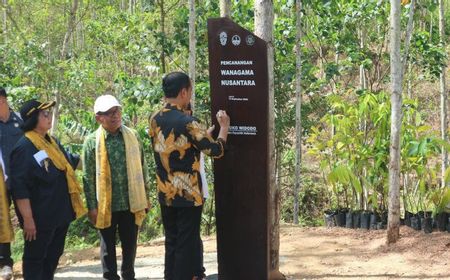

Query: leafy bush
280,168,329,226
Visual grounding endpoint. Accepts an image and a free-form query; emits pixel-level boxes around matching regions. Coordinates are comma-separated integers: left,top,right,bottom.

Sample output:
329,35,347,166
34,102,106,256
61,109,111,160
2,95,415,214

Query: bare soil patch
279,225,450,279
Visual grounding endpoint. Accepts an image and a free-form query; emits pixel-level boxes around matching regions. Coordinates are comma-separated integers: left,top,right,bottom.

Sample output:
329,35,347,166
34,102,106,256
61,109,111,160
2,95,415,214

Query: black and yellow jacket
149,103,225,207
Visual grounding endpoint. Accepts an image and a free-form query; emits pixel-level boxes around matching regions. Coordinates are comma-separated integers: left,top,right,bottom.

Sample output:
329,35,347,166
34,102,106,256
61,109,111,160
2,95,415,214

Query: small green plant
11,228,24,263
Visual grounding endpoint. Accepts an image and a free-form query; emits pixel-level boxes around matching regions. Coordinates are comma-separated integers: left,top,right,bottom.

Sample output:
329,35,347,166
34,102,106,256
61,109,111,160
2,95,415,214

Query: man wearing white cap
82,95,150,280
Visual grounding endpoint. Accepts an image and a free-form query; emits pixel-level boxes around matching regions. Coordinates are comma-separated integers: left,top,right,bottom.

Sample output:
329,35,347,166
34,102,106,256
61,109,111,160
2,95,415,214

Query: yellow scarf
25,131,87,219
0,167,13,243
95,126,147,229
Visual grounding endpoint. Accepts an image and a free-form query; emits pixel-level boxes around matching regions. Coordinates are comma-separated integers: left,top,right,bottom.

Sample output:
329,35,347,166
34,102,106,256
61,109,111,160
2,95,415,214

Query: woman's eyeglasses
41,110,53,118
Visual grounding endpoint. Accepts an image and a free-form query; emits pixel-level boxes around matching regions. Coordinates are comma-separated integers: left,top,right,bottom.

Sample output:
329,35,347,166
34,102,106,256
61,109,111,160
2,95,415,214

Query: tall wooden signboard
208,17,272,279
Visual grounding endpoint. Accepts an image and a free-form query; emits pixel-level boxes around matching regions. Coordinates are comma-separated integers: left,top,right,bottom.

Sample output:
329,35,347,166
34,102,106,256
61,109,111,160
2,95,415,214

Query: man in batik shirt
149,72,230,280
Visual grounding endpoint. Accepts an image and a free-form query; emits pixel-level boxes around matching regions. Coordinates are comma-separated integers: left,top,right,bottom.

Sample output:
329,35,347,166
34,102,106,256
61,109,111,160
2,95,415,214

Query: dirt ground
278,225,450,279
13,224,450,279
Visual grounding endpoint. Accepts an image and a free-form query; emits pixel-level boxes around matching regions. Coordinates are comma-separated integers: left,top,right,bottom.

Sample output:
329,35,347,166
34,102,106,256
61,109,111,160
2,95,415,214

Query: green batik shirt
82,127,150,212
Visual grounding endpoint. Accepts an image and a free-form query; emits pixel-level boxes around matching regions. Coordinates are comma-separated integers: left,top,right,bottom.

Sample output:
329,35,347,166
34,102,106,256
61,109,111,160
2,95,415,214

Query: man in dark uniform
0,87,23,280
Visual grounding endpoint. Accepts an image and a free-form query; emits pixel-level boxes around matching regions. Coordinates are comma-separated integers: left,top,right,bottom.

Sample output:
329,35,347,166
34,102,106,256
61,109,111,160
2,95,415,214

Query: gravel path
54,252,218,280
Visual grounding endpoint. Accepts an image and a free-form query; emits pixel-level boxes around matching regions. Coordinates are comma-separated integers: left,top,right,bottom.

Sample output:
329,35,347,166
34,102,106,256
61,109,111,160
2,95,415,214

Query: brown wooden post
208,17,282,280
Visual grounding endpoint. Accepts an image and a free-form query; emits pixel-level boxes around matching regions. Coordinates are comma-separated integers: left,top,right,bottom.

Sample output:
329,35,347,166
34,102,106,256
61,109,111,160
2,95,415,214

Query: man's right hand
23,217,37,241
216,110,230,142
216,110,230,128
88,209,98,225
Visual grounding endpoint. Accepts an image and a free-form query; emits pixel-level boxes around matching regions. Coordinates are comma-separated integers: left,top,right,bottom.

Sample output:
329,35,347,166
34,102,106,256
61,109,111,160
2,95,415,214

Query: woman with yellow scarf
9,99,86,280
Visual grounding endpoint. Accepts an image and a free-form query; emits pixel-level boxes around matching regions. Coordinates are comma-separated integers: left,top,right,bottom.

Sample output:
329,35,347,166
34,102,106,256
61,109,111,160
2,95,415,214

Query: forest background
1,0,450,260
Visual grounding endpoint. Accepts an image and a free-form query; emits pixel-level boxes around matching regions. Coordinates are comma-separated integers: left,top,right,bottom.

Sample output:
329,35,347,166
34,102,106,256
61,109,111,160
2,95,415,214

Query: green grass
11,229,24,262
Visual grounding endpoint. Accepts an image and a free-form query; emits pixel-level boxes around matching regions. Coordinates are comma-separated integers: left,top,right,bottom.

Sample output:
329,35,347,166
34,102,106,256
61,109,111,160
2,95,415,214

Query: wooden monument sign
208,18,281,280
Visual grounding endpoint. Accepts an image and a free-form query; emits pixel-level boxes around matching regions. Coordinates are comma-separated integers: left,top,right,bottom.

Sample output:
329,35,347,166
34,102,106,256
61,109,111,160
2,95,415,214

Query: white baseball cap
94,95,122,114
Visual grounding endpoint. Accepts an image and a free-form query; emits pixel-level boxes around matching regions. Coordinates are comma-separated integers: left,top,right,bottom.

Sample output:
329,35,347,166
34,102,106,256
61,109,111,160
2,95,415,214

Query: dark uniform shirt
82,127,151,212
149,103,225,207
9,136,79,229
0,110,23,184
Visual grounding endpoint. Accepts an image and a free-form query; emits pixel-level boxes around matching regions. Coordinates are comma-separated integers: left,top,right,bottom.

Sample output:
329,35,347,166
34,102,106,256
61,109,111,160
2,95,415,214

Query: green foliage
281,166,329,226
309,85,448,215
139,206,164,242
328,164,362,195
2,0,450,253
66,217,100,250
428,186,450,217
409,31,447,80
402,134,442,213
307,89,434,212
11,229,24,262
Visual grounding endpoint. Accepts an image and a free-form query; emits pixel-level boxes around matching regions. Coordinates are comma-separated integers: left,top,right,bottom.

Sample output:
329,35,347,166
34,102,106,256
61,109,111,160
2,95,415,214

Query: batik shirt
82,128,151,212
149,103,225,207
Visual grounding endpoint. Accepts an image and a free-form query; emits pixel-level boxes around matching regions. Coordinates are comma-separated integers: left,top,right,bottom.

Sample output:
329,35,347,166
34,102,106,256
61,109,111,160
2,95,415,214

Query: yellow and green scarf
25,131,87,219
0,166,13,243
95,125,147,229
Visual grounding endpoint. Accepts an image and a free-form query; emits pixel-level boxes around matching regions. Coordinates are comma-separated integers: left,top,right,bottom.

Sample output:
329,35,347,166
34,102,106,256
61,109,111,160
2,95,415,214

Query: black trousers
0,190,13,267
22,224,69,280
161,205,203,280
99,211,138,280
0,243,13,267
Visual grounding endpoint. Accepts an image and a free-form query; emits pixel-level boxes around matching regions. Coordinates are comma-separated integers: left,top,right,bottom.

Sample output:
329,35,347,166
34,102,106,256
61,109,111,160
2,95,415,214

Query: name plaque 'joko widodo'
208,18,270,280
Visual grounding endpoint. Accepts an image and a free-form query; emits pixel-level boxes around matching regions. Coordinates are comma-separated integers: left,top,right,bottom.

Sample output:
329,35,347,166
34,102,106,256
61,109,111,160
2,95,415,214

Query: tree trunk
51,0,79,135
402,0,415,70
2,0,6,43
386,0,416,244
387,0,404,245
188,0,196,108
159,0,166,73
429,13,433,39
129,0,135,14
293,0,302,225
60,0,79,65
420,8,425,31
1,0,25,42
76,0,84,50
359,28,366,90
439,0,448,187
255,1,283,279
406,64,412,99
220,0,231,18
319,45,324,79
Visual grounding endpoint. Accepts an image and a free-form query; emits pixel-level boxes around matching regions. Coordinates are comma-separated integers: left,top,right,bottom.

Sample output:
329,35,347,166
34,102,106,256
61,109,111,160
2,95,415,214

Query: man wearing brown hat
0,87,23,280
